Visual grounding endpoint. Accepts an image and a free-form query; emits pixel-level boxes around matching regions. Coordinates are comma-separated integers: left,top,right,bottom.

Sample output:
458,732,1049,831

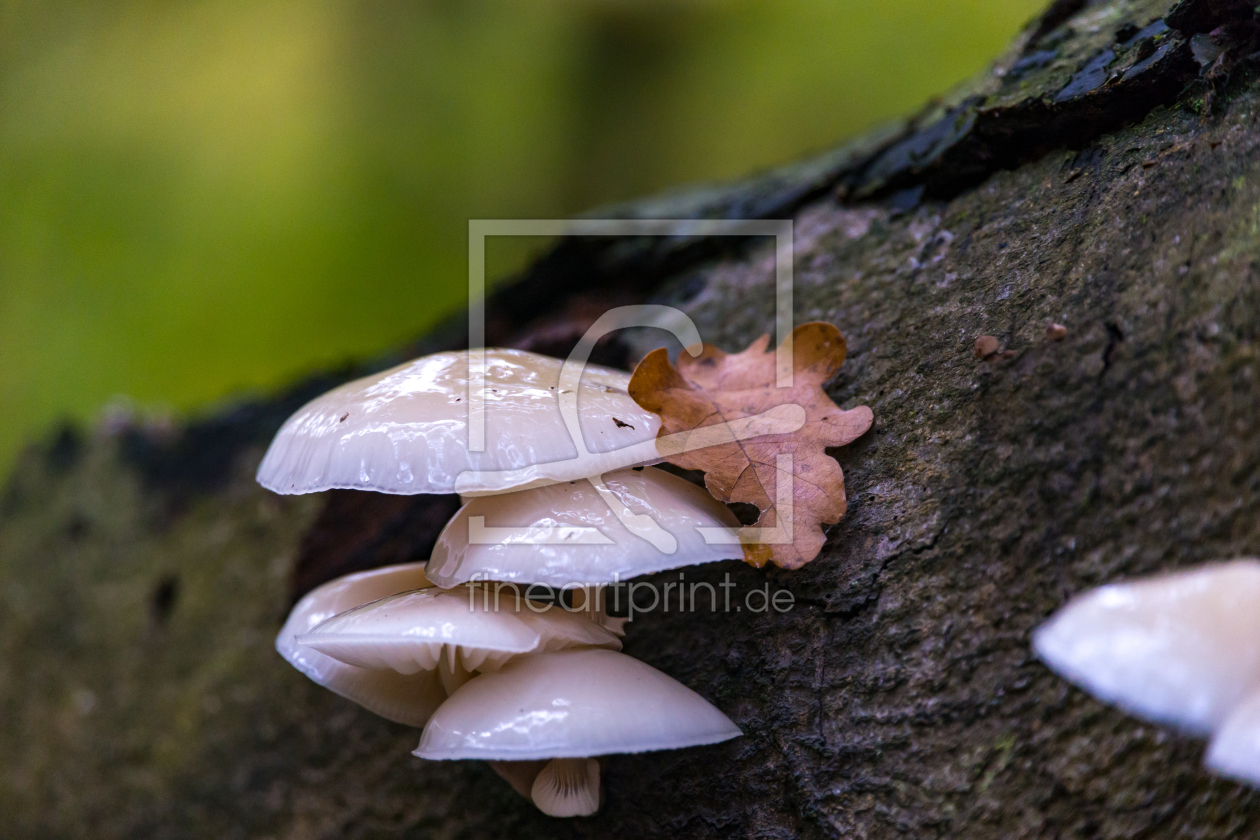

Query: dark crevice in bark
288,491,462,609
1101,320,1126,375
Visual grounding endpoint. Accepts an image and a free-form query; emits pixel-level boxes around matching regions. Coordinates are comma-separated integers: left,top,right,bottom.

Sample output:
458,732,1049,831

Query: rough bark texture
6,0,1260,836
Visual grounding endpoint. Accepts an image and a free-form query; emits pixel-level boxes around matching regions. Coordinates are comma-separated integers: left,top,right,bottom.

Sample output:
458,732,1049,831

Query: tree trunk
6,1,1260,836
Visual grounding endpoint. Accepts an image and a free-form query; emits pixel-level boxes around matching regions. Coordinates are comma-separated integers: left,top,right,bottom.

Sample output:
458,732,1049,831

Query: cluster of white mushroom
259,348,745,816
1035,560,1260,787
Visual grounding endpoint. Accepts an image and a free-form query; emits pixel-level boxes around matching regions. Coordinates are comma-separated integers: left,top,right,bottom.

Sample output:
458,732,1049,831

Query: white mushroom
427,466,742,590
275,562,446,728
1206,689,1260,785
414,648,742,816
1033,560,1260,734
298,586,621,695
256,349,661,497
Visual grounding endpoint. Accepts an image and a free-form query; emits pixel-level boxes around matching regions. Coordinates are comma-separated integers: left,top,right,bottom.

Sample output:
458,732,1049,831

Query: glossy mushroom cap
256,349,661,497
414,648,742,761
299,586,621,693
1033,559,1260,735
427,467,742,588
275,562,446,728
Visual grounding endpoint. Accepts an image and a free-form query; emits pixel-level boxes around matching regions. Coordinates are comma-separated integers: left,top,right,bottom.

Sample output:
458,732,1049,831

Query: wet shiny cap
414,648,742,760
1033,559,1260,735
275,562,446,728
428,466,742,588
256,349,661,497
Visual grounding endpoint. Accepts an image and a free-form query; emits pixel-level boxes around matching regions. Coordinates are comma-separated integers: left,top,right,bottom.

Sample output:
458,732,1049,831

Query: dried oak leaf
628,322,873,570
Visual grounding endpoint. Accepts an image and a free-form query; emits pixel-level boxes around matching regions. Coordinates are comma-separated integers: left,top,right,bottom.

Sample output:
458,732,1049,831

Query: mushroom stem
530,757,601,817
487,759,548,799
437,649,473,696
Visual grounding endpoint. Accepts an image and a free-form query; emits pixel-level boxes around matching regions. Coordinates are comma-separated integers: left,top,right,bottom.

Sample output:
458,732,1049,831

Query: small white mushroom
275,562,446,727
427,466,742,589
414,648,742,816
1206,689,1260,785
256,349,661,497
1033,560,1260,734
298,586,621,695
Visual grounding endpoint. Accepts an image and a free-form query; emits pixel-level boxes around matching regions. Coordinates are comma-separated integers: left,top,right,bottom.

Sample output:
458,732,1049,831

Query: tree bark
6,1,1260,836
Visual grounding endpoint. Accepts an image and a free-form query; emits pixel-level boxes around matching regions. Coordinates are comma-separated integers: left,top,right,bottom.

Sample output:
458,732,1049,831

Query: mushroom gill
531,758,601,818
298,585,621,694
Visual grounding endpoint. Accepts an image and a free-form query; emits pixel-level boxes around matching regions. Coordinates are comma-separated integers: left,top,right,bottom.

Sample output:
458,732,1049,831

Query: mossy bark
6,1,1260,837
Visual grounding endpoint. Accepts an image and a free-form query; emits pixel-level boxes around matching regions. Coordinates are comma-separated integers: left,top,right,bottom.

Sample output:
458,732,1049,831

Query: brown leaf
628,322,873,569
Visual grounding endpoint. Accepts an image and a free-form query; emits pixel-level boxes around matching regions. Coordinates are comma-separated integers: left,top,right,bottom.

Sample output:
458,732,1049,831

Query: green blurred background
0,0,1043,474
